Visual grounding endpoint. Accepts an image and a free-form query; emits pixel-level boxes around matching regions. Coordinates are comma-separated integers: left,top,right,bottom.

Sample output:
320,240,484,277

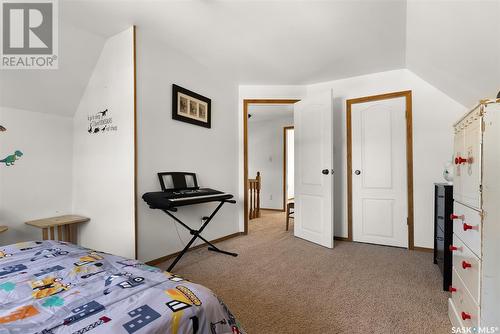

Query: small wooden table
25,215,89,244
0,226,7,233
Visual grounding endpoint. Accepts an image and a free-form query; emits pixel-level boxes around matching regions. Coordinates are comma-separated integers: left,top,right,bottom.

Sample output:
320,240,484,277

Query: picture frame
172,84,211,128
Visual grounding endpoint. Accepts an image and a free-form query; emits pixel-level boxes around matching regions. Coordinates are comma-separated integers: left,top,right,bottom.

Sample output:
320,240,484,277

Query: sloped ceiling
64,0,407,85
406,0,500,107
0,19,106,116
2,0,498,116
1,0,408,117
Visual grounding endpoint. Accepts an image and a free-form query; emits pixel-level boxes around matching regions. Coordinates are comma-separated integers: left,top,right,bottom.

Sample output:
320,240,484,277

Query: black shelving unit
434,183,454,291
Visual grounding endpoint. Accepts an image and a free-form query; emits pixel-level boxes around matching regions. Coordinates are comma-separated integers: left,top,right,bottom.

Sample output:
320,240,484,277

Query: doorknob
322,169,329,175
354,170,361,175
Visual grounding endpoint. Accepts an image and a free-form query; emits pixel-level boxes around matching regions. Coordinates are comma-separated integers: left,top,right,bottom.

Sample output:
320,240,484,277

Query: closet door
461,117,482,209
351,97,408,248
453,127,465,203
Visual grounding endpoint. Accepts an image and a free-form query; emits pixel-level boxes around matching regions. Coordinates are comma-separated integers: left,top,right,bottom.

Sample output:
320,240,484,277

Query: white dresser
448,99,500,329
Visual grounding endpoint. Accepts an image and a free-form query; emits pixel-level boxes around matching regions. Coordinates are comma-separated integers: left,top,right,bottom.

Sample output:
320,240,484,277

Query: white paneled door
294,90,334,248
351,97,407,247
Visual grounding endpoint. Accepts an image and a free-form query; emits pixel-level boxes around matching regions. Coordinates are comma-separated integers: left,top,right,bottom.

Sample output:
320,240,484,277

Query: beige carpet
157,210,451,334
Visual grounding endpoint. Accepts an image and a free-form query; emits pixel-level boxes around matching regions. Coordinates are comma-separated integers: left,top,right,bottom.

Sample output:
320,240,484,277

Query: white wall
0,107,73,245
406,0,500,107
286,129,294,200
308,69,467,248
136,27,240,262
248,114,293,210
72,27,135,259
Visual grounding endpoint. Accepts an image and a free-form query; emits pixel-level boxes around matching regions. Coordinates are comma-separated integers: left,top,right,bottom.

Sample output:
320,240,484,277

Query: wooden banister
248,172,261,220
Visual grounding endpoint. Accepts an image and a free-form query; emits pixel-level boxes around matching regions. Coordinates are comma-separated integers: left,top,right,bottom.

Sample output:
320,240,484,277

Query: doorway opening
346,90,414,249
283,126,294,209
243,99,299,234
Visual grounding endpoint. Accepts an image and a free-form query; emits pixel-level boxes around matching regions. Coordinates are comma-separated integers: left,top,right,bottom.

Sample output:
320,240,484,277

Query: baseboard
260,208,285,212
413,246,434,253
333,237,432,252
145,232,243,266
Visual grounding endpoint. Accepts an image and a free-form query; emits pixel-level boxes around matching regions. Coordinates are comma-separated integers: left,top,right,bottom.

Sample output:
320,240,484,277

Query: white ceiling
248,104,294,122
63,0,407,85
406,0,500,107
2,0,498,116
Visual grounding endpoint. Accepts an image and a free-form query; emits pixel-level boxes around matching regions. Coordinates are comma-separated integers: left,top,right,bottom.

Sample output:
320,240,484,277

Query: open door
294,90,334,248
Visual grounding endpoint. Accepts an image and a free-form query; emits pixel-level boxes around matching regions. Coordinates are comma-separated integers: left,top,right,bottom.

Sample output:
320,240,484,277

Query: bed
0,240,245,334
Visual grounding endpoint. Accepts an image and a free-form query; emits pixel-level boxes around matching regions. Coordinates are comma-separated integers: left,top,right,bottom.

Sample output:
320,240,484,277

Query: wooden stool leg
57,226,63,241
50,227,55,240
70,225,77,244
42,228,48,240
64,225,70,242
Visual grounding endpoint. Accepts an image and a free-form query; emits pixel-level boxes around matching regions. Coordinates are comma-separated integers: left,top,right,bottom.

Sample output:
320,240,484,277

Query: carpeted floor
157,210,452,334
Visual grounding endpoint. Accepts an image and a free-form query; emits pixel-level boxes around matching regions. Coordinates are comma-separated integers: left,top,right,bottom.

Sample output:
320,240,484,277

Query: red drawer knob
449,286,457,293
461,312,471,320
455,157,467,165
450,214,463,220
463,223,473,231
449,245,458,251
462,261,472,269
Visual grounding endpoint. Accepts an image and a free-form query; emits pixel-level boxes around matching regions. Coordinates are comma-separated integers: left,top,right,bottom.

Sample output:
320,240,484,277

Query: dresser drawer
451,268,480,328
448,298,464,329
452,201,482,257
452,234,481,303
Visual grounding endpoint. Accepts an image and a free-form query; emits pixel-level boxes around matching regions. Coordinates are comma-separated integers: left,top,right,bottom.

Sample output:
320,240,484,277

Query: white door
351,97,408,248
294,90,334,248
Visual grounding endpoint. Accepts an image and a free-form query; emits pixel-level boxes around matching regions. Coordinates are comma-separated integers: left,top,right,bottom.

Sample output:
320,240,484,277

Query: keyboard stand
162,199,238,272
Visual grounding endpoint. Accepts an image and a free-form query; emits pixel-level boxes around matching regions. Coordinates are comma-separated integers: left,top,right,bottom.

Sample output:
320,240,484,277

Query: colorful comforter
0,241,245,334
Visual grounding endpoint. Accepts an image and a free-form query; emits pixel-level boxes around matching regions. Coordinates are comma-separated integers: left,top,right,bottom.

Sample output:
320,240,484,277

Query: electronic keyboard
142,189,233,210
142,172,237,271
167,188,222,198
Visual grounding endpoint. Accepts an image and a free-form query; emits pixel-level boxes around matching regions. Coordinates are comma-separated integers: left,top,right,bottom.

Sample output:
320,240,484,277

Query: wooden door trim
133,25,138,259
283,126,294,212
346,90,414,249
243,99,300,234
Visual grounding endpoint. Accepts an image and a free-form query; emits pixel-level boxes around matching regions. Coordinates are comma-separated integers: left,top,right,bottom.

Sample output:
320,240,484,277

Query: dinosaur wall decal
98,109,108,117
0,150,23,166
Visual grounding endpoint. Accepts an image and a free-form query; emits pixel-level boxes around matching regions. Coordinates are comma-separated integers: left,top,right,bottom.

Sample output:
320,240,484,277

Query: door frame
346,90,414,249
283,126,294,211
243,99,300,234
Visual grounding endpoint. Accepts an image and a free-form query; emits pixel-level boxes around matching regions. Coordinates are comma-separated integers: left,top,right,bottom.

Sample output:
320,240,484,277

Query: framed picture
172,84,211,128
